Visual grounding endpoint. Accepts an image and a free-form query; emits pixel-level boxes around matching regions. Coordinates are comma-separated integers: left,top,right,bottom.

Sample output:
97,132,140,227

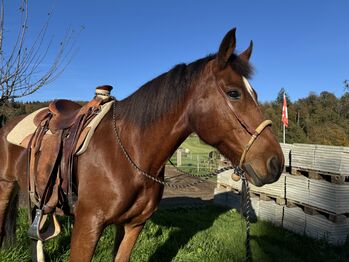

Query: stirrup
28,209,61,241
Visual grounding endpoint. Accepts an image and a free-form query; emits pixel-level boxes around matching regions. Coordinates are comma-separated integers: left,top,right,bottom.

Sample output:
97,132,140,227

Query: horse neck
118,100,192,176
113,60,215,176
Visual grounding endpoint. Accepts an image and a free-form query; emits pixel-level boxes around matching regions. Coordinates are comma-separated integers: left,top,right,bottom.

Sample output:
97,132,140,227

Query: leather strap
238,120,272,167
28,115,52,206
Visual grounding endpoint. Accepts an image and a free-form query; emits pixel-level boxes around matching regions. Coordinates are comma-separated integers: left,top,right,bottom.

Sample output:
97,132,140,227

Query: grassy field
169,135,220,175
1,205,348,262
179,135,215,154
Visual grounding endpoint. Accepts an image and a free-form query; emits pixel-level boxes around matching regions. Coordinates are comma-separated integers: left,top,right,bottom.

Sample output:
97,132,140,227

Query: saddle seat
48,99,83,131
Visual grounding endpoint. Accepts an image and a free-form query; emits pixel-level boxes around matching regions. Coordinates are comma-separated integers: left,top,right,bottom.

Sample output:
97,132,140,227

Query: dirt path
160,166,217,207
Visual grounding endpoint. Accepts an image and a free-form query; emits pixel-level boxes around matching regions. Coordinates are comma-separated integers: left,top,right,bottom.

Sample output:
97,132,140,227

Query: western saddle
27,85,114,241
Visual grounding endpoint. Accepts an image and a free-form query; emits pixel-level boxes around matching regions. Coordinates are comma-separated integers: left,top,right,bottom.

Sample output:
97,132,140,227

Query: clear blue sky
6,0,349,102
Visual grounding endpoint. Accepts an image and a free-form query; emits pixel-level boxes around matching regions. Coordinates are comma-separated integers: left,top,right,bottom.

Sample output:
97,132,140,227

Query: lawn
1,205,348,262
180,135,215,154
169,135,220,176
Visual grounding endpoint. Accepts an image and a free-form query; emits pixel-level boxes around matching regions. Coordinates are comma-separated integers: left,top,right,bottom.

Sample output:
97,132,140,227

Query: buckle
91,106,101,115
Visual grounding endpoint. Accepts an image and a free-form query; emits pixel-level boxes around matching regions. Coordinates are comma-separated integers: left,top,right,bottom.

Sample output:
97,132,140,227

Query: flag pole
281,91,288,144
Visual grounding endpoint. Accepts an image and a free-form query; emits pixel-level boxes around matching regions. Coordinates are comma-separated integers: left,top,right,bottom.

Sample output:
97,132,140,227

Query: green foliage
261,89,349,146
0,101,87,127
0,101,50,123
1,206,348,261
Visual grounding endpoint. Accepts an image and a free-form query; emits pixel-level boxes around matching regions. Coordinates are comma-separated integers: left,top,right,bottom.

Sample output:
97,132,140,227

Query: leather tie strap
238,119,272,167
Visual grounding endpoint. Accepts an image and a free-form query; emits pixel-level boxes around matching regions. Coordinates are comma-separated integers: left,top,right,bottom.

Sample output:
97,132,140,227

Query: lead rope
235,119,273,262
236,166,251,262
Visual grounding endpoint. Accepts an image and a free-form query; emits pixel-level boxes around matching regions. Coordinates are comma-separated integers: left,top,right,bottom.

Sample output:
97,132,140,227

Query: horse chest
110,180,164,225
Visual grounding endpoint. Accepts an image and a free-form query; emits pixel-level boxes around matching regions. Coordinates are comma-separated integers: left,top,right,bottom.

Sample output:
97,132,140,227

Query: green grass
180,135,215,154
169,135,219,176
1,206,348,262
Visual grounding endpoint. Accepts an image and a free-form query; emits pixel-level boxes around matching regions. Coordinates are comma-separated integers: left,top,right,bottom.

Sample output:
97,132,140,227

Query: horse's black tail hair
0,183,19,249
0,115,7,129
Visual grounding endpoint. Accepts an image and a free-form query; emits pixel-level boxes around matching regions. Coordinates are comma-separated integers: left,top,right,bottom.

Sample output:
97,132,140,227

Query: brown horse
0,28,284,261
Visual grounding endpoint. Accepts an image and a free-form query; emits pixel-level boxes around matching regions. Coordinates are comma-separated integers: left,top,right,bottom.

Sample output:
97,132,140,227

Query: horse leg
114,223,144,262
112,225,125,260
0,179,44,262
69,208,105,262
0,179,17,248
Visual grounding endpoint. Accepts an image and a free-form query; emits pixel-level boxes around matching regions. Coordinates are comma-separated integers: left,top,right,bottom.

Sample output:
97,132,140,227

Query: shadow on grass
148,196,235,262
250,231,349,262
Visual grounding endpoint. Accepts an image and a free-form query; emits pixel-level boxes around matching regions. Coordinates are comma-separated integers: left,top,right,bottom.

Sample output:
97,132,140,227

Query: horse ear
217,28,236,69
239,40,253,61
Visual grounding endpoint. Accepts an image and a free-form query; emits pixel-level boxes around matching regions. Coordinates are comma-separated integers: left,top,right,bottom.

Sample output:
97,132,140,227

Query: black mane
117,54,253,128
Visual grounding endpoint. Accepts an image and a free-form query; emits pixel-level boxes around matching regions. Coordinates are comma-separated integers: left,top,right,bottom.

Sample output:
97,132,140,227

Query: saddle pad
6,101,114,155
6,107,51,146
75,100,113,155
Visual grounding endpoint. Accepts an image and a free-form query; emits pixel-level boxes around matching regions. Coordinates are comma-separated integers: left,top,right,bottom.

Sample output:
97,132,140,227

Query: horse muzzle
243,155,282,186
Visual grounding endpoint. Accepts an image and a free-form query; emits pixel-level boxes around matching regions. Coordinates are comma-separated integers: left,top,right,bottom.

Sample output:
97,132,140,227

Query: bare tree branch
0,0,81,106
0,0,4,54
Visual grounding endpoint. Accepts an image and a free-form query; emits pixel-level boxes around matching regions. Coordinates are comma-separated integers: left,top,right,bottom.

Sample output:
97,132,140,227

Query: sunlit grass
169,135,220,176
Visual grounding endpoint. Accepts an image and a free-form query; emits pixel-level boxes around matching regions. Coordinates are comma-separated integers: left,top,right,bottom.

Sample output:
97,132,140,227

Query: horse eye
227,90,241,100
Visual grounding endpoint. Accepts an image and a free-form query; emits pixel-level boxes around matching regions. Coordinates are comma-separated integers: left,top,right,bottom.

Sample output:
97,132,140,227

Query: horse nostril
267,156,281,178
243,163,263,187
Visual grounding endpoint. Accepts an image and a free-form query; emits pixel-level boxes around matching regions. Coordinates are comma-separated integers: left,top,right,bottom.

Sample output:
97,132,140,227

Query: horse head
189,28,284,186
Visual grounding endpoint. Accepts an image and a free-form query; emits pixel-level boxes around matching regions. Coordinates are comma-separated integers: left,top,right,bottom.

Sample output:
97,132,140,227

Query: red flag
282,92,288,127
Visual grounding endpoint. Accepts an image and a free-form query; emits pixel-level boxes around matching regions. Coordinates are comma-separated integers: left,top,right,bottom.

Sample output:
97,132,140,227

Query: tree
344,80,349,93
276,87,291,105
0,0,78,106
260,88,349,146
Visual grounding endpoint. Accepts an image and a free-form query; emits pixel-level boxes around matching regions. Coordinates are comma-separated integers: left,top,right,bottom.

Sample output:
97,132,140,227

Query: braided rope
232,166,251,262
241,173,251,262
